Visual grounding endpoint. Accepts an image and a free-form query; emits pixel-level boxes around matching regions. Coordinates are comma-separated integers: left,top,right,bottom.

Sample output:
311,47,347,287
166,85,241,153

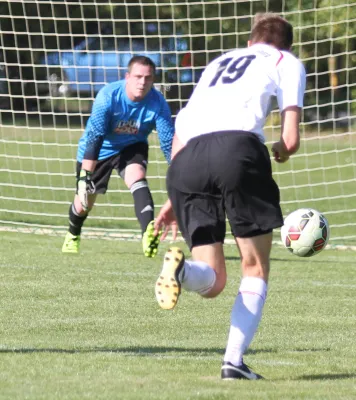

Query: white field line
0,225,356,251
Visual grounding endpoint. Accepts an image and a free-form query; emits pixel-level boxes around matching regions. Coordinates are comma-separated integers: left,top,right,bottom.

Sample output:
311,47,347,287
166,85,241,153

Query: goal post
0,0,355,246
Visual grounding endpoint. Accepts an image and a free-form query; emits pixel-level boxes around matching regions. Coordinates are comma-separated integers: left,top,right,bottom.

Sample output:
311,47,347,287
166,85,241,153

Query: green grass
1,231,355,399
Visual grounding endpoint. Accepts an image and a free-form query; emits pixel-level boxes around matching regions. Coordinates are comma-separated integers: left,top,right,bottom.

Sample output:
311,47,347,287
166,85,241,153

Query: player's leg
155,136,227,309
155,243,226,310
62,157,113,253
62,193,97,253
118,142,160,258
123,162,154,236
189,243,226,298
221,232,272,380
220,133,283,379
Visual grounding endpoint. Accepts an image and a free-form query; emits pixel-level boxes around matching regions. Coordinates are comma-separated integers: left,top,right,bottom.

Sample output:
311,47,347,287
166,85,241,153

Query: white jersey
175,43,306,144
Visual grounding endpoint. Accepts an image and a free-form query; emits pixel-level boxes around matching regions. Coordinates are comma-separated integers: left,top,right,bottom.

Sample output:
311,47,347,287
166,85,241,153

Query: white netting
0,1,355,244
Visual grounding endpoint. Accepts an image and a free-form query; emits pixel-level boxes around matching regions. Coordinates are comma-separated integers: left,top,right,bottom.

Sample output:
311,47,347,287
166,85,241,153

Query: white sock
223,277,267,366
179,259,216,295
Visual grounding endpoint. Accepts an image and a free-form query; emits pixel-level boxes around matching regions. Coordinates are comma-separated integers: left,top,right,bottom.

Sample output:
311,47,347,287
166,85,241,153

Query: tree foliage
0,0,354,123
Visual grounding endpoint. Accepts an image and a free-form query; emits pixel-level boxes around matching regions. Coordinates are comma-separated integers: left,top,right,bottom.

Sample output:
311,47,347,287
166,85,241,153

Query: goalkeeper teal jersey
77,80,174,163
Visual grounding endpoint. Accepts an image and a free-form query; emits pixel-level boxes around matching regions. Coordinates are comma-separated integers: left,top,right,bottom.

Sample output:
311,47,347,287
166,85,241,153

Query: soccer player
62,56,174,257
153,13,306,379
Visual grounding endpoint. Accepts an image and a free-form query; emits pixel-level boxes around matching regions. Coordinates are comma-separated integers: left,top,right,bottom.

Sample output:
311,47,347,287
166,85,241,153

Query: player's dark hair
250,13,293,51
127,55,156,74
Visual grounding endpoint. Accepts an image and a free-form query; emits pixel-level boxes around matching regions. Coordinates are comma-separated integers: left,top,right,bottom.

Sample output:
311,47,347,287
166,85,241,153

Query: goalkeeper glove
77,169,95,211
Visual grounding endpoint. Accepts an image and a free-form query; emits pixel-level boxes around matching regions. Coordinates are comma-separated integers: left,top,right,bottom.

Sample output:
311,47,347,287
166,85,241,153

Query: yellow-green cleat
62,232,81,253
142,220,161,258
155,247,185,310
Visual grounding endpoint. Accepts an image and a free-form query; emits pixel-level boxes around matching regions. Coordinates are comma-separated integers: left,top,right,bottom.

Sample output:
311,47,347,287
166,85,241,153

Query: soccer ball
281,208,330,257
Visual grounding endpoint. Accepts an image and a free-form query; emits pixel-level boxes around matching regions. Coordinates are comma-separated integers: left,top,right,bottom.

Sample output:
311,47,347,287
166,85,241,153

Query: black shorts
76,142,149,194
167,131,283,249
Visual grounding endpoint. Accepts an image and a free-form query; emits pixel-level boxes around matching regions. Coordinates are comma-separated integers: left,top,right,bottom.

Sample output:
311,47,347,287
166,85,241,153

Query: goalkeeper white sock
223,277,267,366
179,259,216,295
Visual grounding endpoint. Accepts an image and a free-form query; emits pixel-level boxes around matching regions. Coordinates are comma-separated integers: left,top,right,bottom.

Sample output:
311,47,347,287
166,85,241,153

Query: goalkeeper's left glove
77,169,95,211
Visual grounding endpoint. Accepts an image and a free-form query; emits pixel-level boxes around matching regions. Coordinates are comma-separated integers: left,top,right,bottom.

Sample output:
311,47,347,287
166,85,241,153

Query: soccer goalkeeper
62,56,174,257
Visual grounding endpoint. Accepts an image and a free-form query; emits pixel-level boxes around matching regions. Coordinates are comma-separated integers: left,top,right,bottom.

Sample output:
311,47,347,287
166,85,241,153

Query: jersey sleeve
83,88,111,160
276,57,306,112
155,99,175,164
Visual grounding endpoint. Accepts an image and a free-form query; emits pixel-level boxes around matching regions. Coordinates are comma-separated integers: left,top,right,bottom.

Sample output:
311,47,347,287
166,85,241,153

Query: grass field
1,231,355,399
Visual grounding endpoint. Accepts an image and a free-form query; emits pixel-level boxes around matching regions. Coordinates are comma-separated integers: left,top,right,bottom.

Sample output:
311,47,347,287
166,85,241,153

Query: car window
88,38,147,53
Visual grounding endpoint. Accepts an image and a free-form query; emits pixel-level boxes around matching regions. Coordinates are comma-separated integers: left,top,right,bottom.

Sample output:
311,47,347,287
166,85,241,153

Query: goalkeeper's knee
74,196,93,214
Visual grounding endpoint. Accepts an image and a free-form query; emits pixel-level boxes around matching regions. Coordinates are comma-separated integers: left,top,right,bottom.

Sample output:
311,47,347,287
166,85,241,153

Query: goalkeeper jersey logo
115,120,140,135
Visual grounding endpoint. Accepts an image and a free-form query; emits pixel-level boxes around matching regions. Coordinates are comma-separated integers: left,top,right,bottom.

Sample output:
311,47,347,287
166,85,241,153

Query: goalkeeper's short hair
127,55,156,75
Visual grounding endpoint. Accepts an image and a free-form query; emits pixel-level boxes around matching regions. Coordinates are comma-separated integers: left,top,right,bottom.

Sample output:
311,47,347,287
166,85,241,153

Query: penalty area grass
0,231,355,399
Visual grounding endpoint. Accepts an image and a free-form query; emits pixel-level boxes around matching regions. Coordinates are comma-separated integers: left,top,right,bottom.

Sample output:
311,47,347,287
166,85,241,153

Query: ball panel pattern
281,208,330,257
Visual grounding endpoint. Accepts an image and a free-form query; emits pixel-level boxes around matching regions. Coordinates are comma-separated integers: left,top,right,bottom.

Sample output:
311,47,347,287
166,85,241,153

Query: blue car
41,24,203,103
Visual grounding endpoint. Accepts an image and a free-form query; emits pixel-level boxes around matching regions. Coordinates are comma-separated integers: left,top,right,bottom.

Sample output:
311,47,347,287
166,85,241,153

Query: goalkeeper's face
125,63,155,102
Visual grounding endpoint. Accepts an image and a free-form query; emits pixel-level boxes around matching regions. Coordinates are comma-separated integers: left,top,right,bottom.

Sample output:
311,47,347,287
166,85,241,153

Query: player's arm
153,132,185,239
77,159,98,211
153,125,186,240
81,159,97,173
82,89,110,164
171,133,185,160
78,90,110,209
272,105,301,163
272,57,306,163
155,99,175,163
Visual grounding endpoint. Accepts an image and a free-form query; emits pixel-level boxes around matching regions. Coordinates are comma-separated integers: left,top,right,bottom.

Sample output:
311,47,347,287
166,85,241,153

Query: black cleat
221,361,263,380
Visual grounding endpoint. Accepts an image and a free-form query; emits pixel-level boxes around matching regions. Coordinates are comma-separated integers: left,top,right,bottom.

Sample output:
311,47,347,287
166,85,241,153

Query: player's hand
77,169,96,211
271,141,290,163
154,199,178,241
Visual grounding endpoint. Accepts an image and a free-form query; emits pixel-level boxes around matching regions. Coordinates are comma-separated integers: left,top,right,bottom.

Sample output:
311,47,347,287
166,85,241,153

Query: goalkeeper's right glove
77,169,96,211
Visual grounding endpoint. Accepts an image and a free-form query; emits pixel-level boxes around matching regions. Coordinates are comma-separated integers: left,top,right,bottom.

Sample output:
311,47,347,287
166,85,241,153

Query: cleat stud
172,299,176,303
158,291,161,295
157,282,161,286
174,293,178,296
177,249,182,254
174,258,180,262
173,284,177,287
165,285,169,288
165,257,170,261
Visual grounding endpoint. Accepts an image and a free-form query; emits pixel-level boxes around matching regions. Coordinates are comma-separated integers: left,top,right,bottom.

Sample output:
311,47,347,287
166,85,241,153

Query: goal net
0,0,355,246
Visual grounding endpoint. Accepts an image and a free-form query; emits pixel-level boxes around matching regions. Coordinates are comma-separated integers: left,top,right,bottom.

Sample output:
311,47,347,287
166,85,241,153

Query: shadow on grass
270,257,327,263
0,346,275,356
225,256,240,261
292,347,331,352
296,373,356,380
221,256,328,264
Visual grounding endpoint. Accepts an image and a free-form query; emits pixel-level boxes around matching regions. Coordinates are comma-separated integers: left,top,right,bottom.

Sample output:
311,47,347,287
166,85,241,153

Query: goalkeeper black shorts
76,141,149,194
167,130,284,249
